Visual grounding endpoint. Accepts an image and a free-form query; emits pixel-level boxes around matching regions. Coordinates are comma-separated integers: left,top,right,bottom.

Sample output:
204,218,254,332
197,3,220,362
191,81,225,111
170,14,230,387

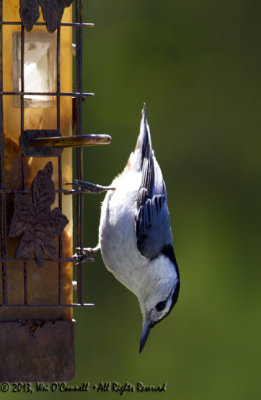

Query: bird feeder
0,0,110,382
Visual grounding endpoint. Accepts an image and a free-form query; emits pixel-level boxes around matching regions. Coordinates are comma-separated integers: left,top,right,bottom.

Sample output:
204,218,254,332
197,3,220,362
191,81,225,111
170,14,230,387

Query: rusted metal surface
20,130,63,157
0,320,75,382
9,162,69,268
29,134,112,148
20,129,111,157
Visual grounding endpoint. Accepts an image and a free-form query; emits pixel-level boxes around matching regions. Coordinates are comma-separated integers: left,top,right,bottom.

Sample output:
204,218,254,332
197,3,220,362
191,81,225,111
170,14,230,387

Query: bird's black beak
139,318,153,353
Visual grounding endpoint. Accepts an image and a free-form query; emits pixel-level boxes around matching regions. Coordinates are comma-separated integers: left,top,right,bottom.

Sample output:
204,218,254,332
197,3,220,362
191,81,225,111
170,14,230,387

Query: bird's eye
155,301,166,312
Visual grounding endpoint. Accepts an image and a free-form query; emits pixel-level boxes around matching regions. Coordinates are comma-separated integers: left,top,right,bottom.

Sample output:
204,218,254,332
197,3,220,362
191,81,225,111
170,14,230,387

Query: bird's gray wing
135,103,173,259
135,157,172,260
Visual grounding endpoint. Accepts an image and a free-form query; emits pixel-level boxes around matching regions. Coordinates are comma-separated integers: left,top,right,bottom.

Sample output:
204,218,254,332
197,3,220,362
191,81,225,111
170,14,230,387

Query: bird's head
138,249,180,353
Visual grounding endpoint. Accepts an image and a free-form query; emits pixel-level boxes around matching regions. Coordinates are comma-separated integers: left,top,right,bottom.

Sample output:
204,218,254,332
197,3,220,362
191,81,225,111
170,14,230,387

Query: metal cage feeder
0,0,110,382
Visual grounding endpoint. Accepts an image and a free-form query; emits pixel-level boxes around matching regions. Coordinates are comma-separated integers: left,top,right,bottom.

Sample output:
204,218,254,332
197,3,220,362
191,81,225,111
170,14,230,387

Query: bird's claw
66,179,115,194
73,246,100,265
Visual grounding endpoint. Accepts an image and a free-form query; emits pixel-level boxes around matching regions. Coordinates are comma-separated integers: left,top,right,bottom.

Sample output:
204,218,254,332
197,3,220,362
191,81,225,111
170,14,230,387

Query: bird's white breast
99,170,149,296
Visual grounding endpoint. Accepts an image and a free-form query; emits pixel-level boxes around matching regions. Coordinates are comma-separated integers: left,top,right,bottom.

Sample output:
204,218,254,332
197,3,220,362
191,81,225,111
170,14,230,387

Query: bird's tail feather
125,104,153,174
135,103,153,167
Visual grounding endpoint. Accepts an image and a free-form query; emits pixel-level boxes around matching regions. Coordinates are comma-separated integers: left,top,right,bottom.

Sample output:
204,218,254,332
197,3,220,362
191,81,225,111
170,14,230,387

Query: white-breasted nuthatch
71,104,180,352
98,104,180,352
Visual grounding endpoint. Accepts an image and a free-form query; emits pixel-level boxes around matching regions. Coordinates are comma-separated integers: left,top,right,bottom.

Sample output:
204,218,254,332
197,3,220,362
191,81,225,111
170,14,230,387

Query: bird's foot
73,245,100,265
66,179,115,194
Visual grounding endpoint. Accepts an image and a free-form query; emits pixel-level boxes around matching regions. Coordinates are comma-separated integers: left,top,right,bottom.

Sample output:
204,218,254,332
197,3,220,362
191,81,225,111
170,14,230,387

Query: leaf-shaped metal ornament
40,0,73,33
19,0,73,32
20,0,40,32
9,162,69,267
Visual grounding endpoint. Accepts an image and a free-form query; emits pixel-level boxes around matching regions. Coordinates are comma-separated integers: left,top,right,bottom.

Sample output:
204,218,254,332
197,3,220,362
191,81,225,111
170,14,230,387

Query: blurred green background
7,0,261,399
76,0,261,399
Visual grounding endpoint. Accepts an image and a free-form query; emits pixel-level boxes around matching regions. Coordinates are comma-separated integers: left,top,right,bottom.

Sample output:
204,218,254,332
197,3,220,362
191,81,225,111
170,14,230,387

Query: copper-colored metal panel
0,320,75,382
